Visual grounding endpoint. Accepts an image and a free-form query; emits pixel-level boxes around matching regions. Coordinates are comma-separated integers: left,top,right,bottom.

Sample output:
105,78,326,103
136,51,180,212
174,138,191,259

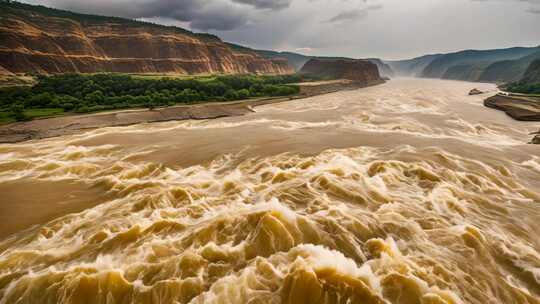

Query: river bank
0,79,368,143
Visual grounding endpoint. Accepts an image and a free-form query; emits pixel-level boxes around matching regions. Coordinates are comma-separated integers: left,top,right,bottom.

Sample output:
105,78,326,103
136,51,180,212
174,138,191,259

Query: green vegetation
505,82,540,95
0,108,65,124
0,73,303,123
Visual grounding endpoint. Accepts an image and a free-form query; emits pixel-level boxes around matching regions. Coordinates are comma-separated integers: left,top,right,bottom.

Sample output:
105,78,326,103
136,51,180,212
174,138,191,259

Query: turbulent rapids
0,79,539,304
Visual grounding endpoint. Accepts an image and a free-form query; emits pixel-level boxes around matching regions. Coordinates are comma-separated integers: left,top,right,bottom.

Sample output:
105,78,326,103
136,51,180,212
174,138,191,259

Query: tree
237,89,250,100
224,89,239,101
85,90,105,104
11,104,27,121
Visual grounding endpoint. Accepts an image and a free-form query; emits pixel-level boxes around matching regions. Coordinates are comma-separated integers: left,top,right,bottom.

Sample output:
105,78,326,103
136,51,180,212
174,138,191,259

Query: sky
23,0,540,60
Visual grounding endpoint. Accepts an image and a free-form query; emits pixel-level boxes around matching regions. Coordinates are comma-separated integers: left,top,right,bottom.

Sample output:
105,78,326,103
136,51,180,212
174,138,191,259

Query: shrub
224,89,239,101
10,104,28,121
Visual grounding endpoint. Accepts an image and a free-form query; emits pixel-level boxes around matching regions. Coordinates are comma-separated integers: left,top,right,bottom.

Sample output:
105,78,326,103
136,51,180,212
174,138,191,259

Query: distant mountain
442,63,491,81
386,54,443,77
227,43,394,77
225,43,309,71
1,1,293,75
521,59,540,84
477,50,540,83
255,50,311,71
421,46,540,80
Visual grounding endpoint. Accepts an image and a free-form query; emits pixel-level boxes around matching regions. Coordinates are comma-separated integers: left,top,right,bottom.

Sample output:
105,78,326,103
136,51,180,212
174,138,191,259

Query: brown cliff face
299,59,384,86
0,3,294,75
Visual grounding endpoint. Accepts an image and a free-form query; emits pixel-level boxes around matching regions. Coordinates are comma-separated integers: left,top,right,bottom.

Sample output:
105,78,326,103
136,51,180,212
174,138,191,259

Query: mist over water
0,79,539,303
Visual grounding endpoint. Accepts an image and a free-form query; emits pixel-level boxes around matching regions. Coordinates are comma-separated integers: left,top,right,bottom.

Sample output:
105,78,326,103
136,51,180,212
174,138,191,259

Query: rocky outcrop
366,58,394,78
0,2,294,75
484,94,540,121
469,89,483,95
299,59,384,86
530,131,540,144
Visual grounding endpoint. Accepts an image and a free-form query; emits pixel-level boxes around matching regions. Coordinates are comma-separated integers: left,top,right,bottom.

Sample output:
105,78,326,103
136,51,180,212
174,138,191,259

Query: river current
0,78,539,303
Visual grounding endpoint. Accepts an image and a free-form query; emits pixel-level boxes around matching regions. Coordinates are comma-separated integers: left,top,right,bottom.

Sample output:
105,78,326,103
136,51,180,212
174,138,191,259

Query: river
0,78,539,303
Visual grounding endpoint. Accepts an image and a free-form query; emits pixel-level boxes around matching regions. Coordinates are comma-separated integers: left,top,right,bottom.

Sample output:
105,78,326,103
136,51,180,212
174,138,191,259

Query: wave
0,145,538,303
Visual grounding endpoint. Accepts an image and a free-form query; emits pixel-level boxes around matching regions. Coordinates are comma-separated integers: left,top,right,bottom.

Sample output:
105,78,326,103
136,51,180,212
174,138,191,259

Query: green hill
421,47,540,80
521,59,540,84
478,50,540,83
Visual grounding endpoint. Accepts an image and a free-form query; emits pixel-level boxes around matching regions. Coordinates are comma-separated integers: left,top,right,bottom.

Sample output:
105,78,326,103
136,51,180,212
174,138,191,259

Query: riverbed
0,78,538,304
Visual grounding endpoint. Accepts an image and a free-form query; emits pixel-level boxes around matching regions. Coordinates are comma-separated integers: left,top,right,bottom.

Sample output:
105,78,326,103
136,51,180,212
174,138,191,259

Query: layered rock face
0,3,294,75
299,59,383,86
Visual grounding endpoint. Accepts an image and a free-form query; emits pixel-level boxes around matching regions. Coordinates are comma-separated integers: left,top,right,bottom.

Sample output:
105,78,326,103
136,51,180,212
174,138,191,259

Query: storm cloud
22,0,540,59
27,0,290,31
231,0,293,10
328,4,382,23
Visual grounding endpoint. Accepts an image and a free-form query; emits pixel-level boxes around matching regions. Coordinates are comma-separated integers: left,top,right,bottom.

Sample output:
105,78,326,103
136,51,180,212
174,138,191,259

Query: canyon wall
0,2,294,75
299,59,384,86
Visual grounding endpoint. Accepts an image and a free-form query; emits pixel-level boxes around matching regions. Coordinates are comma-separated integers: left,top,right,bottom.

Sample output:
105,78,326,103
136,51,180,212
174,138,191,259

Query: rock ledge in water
530,131,540,144
469,89,483,95
484,94,540,121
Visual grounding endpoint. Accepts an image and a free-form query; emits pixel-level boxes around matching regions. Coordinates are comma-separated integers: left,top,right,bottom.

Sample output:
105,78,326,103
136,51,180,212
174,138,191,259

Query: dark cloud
33,0,286,31
23,0,540,59
328,10,367,22
327,4,381,23
231,0,292,10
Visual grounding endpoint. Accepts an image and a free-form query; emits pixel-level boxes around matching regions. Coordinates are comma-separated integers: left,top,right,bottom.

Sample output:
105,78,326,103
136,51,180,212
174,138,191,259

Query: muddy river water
0,78,539,303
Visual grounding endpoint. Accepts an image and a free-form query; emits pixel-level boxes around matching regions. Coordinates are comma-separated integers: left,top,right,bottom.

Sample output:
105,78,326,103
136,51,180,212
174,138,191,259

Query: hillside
478,51,540,83
226,44,312,71
521,59,540,84
421,47,540,80
0,1,293,75
441,63,490,81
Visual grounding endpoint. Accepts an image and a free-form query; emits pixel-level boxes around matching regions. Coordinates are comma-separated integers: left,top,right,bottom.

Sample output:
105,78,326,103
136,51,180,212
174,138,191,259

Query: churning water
0,79,539,303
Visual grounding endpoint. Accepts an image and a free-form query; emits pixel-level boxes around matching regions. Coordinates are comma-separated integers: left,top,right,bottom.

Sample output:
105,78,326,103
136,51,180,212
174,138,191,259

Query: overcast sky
24,0,540,59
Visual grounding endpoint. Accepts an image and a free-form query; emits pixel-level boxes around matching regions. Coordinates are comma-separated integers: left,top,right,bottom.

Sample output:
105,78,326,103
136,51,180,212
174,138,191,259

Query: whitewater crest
0,142,538,304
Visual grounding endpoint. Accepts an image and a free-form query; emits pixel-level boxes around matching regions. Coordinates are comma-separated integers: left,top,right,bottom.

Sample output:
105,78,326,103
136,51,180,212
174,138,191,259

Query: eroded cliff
0,2,294,75
299,59,384,86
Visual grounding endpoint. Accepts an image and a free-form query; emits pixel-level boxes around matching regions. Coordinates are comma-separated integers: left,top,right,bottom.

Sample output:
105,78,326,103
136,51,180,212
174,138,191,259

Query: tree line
505,82,540,95
0,74,304,121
